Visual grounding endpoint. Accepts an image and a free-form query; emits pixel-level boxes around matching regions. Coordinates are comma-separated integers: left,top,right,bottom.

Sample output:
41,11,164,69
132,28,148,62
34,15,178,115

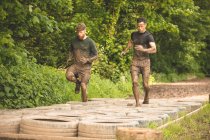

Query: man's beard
78,35,85,40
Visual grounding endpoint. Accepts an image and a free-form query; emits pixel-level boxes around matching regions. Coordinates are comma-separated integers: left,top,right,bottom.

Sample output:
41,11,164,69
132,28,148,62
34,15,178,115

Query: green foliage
1,0,210,80
0,30,78,108
163,123,185,139
194,0,210,75
0,48,82,109
1,0,210,108
0,0,74,67
0,62,134,108
0,60,78,108
148,122,159,129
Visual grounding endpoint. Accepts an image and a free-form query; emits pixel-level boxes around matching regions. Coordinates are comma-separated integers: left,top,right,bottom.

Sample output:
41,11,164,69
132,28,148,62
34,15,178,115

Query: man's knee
132,80,139,87
66,72,76,82
143,82,149,90
81,82,86,86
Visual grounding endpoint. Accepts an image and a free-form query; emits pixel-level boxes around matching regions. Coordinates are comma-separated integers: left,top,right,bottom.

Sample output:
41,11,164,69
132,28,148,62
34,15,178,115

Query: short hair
76,23,86,31
137,17,147,24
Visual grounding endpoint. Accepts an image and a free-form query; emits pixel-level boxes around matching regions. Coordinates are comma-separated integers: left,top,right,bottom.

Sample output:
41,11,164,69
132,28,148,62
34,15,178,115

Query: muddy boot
75,80,81,94
143,100,149,104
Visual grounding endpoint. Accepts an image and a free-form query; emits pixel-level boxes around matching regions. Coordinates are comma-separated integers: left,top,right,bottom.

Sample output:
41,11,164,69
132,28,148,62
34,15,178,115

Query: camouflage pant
130,58,150,99
130,58,150,82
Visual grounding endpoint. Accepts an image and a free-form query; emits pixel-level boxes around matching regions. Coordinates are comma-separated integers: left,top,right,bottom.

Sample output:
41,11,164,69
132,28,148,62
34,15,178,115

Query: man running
66,23,98,102
121,17,157,107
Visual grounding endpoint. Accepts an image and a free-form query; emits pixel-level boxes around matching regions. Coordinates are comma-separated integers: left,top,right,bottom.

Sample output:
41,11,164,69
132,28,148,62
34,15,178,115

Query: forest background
1,0,210,108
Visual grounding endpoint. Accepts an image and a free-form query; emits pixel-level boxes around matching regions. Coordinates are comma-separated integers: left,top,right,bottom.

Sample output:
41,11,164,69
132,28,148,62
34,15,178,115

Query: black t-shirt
70,37,97,64
131,31,155,60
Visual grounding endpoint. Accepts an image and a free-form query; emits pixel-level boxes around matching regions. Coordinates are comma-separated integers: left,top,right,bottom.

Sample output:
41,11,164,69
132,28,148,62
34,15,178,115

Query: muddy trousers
131,63,150,106
66,64,91,102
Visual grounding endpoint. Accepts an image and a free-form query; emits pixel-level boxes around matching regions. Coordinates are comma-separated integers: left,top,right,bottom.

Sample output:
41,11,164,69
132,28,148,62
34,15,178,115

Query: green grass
162,104,210,140
81,73,133,99
152,72,205,83
148,122,159,129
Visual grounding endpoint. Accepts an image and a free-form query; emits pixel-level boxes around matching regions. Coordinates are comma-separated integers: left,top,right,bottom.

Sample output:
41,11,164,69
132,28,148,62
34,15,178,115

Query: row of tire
0,101,180,139
0,115,140,139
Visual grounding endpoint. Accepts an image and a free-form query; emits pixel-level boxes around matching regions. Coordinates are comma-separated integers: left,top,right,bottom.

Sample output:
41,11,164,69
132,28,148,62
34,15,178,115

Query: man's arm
148,42,157,54
135,42,157,54
121,40,133,55
88,53,98,63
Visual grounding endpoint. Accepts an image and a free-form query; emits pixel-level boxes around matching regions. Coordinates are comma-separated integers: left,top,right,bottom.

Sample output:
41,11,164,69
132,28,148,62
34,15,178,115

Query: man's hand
135,45,145,52
80,57,89,64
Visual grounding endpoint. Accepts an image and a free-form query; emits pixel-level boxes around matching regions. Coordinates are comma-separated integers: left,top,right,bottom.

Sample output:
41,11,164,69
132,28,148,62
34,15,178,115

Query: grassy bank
162,104,210,140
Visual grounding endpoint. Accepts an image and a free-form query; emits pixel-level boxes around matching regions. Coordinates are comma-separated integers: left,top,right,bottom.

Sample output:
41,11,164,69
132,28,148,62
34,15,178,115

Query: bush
0,62,83,108
0,63,135,109
0,42,81,108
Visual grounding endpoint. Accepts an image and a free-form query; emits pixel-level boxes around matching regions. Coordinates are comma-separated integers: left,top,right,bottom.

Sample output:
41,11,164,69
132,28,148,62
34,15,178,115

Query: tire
78,119,139,136
20,115,79,129
126,113,164,127
78,131,115,139
44,110,85,119
0,133,114,140
20,128,77,137
20,123,77,133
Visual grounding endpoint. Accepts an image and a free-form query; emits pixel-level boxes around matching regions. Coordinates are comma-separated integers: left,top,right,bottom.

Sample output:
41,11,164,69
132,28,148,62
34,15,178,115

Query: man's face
77,30,86,40
137,22,147,33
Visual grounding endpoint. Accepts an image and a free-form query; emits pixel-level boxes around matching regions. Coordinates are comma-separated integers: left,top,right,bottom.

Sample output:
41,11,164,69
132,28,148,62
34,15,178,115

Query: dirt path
149,77,210,99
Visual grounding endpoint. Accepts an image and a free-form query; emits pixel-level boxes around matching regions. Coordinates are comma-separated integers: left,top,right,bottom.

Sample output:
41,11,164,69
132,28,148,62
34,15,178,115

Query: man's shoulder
131,31,139,35
85,37,96,45
145,31,155,42
144,31,153,37
86,37,95,42
131,31,151,36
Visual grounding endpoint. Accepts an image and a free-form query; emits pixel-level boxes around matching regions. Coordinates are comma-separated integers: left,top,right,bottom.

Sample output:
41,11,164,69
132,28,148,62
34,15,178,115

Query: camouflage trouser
66,64,91,84
130,58,150,101
130,58,150,82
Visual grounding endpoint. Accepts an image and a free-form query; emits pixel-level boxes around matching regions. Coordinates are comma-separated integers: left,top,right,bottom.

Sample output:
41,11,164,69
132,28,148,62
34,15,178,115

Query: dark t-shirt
131,31,155,60
70,37,97,65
